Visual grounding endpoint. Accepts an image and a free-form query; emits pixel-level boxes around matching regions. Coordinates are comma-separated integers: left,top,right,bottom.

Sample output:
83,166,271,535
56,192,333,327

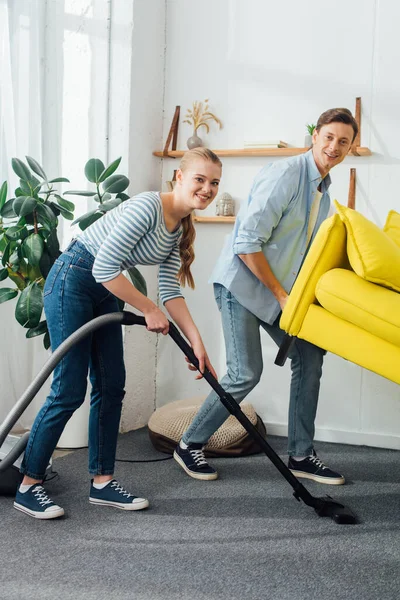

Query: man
174,108,358,485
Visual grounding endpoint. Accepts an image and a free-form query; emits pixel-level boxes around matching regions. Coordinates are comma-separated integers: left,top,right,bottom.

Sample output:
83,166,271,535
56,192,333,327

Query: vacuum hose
0,311,141,473
0,310,357,523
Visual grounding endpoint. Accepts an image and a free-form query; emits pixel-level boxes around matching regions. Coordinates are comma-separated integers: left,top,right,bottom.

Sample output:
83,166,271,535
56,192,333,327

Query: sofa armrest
280,213,348,335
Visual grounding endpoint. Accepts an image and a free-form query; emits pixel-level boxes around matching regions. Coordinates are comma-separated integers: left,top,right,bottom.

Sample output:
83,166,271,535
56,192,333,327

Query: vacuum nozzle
314,496,358,524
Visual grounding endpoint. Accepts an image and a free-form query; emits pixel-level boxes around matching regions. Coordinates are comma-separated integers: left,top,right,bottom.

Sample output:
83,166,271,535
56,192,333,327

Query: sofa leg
275,334,296,366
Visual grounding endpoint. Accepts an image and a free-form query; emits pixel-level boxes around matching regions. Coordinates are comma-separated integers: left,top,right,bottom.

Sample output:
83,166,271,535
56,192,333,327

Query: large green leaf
116,192,130,202
64,190,97,197
36,202,58,227
39,248,52,278
26,156,47,180
127,267,147,296
23,233,44,266
45,229,60,261
13,196,37,217
0,181,7,209
101,198,122,212
0,288,18,304
5,224,28,241
0,235,7,253
102,175,129,194
85,159,105,183
15,281,43,328
78,211,103,231
71,208,97,226
54,195,75,212
56,205,74,220
19,180,31,196
19,177,40,196
11,158,31,181
1,242,11,266
48,201,61,216
0,267,8,281
43,331,51,349
1,199,17,218
98,157,122,183
27,263,42,282
6,270,26,290
22,212,35,225
26,320,48,339
48,177,70,183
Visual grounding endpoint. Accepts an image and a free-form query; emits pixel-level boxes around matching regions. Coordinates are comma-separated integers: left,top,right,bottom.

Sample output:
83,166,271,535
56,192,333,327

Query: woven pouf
148,397,266,457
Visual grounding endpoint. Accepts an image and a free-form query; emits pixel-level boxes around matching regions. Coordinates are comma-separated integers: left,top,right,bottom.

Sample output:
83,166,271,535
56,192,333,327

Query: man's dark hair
315,108,359,142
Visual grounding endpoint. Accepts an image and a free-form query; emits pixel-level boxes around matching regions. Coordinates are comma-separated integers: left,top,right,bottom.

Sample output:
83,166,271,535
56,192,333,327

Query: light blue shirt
211,150,332,324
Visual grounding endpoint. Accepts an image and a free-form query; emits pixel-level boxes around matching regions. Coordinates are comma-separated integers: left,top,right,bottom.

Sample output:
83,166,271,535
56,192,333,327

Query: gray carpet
1,429,400,600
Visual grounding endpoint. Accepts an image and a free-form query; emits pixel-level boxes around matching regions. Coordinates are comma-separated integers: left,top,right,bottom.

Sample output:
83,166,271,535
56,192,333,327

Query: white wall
154,0,400,449
120,0,166,432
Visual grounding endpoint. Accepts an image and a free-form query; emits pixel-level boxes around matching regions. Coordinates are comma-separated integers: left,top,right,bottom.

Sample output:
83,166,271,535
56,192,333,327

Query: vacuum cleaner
0,311,357,524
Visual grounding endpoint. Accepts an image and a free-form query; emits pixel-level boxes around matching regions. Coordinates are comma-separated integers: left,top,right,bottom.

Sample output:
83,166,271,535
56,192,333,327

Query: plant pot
187,133,203,150
304,134,313,148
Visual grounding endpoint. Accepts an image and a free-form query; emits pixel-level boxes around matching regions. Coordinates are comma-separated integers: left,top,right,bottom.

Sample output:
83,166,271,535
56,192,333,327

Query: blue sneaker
288,451,345,485
173,442,218,480
89,480,149,510
14,484,64,519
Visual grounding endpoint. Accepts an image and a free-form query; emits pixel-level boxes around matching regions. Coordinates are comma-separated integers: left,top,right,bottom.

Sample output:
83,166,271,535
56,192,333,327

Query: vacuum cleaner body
0,435,23,495
0,434,52,495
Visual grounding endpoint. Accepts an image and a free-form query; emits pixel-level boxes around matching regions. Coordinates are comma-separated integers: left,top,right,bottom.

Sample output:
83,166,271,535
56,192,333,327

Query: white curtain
0,0,135,429
0,0,48,428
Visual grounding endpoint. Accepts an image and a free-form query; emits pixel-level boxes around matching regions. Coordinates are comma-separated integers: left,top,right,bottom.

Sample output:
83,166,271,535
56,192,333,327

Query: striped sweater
78,192,184,305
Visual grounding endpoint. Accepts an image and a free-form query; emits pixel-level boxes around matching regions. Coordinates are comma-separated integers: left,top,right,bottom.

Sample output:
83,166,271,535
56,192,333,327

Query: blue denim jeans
182,284,324,456
21,240,126,479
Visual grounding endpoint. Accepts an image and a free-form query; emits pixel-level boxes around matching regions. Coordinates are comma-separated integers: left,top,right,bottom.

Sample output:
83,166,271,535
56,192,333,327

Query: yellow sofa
276,205,400,385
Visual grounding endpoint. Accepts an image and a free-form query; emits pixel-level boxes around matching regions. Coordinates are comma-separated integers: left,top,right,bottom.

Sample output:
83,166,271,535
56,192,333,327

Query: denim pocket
43,259,64,297
71,256,93,272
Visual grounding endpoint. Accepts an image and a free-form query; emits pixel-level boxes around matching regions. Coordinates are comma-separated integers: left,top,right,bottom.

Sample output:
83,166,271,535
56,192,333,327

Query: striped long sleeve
78,192,184,304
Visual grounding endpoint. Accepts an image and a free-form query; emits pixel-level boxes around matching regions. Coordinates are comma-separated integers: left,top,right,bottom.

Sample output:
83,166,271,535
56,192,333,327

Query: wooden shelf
193,216,235,223
154,147,372,158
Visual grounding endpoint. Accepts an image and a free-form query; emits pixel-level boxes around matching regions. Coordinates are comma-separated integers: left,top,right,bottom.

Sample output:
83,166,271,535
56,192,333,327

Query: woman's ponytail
178,213,196,289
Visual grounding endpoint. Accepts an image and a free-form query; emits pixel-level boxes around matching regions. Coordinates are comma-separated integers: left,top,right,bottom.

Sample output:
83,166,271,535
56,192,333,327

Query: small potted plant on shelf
305,123,315,147
183,99,222,149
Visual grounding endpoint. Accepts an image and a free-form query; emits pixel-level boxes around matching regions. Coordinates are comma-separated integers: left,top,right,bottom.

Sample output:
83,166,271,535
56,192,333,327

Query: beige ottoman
148,397,266,457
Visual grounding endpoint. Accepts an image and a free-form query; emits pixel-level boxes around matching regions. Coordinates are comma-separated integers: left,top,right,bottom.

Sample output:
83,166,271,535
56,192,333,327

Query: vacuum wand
125,311,357,525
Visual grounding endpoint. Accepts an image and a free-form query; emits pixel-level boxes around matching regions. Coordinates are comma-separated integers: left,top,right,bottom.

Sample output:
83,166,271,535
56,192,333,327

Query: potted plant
183,99,222,149
0,156,146,348
0,157,73,348
305,123,316,147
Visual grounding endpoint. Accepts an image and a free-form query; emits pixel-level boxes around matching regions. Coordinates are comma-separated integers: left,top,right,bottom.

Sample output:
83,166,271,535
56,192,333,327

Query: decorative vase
304,134,313,148
187,132,203,149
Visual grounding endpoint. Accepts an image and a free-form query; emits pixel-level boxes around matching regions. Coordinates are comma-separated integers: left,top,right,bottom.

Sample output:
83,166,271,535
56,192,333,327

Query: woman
14,147,222,519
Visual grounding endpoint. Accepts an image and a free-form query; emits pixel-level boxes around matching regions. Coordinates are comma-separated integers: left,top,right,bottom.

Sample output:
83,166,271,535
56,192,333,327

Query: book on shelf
243,140,288,148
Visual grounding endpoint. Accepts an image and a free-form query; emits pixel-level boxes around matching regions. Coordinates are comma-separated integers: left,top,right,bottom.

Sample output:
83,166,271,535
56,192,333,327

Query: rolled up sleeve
233,163,297,255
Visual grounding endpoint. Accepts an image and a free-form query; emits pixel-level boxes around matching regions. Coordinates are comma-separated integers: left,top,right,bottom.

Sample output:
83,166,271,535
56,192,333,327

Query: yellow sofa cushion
280,214,348,335
383,210,400,248
315,268,400,347
334,201,400,293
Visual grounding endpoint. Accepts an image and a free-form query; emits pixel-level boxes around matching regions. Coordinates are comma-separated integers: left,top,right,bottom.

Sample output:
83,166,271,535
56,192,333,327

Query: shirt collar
305,149,332,191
